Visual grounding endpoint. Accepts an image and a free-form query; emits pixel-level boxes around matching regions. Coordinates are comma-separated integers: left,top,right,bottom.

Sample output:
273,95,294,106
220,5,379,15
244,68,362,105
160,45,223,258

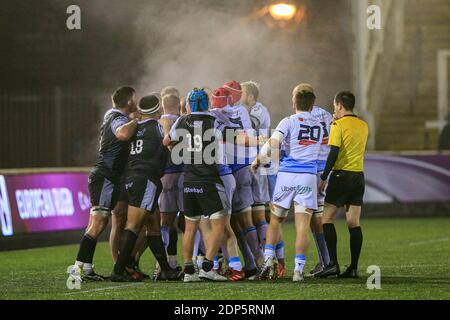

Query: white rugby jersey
214,104,256,171
250,102,271,131
275,111,324,174
311,106,333,172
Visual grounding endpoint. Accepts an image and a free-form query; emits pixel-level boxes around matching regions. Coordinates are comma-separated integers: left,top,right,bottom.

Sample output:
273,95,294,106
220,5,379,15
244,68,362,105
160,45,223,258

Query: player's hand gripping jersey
94,108,130,179
88,108,130,210
217,104,256,172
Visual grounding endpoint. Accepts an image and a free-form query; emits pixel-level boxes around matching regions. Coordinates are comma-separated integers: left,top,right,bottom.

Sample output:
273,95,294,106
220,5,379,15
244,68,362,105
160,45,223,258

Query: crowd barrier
0,154,449,249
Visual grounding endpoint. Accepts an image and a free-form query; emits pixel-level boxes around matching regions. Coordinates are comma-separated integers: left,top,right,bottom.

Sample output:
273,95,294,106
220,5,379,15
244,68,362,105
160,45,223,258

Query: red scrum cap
211,87,232,108
223,80,242,105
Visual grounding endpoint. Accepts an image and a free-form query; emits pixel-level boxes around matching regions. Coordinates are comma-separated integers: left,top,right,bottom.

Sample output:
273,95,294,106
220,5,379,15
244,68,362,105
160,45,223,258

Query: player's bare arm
115,119,139,141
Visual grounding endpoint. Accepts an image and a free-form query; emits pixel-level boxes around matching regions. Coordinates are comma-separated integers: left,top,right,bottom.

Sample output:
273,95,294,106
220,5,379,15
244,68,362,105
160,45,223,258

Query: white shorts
272,172,318,211
316,172,325,206
220,174,236,215
251,171,270,205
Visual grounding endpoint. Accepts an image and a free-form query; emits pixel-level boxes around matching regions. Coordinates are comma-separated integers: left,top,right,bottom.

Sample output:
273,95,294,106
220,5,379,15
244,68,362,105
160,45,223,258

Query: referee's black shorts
325,170,365,208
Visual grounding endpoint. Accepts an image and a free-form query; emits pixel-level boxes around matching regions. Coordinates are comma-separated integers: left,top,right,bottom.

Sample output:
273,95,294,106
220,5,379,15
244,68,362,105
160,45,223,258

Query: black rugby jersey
126,118,168,180
94,108,130,179
168,112,224,183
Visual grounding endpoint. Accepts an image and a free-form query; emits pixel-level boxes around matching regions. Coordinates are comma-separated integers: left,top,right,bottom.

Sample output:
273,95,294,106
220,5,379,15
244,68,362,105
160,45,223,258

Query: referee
315,91,368,278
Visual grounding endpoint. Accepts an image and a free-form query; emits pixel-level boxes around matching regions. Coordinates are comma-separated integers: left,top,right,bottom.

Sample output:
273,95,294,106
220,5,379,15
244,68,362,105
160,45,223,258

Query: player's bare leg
308,214,330,276
237,208,264,265
144,210,181,281
340,205,362,278
198,214,228,281
223,215,243,280
231,214,257,277
110,201,127,263
71,207,110,281
252,204,268,247
293,207,314,282
183,217,201,282
161,212,178,268
111,205,146,282
258,205,285,280
315,203,340,278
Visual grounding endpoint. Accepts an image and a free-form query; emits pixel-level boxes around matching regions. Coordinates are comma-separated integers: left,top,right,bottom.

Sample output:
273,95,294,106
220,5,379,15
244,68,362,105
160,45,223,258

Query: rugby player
221,80,263,278
293,84,332,276
111,93,181,282
159,93,184,270
316,91,368,278
163,88,229,282
240,81,271,249
69,86,138,281
252,87,323,282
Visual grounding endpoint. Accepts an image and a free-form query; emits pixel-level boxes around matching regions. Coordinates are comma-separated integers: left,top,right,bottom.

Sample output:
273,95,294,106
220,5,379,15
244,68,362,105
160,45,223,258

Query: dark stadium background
0,0,353,168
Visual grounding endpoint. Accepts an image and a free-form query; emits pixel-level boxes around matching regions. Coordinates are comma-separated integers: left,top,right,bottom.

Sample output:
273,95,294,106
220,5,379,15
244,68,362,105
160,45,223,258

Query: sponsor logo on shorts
280,185,312,195
184,187,204,194
125,182,133,190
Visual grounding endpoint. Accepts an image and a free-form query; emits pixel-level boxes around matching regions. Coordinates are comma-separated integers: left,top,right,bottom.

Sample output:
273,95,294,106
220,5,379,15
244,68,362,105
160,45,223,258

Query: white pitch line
408,238,449,247
63,282,144,295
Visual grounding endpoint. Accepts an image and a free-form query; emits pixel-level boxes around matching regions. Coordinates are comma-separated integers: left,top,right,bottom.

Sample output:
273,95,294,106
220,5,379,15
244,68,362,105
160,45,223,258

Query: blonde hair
162,94,180,115
241,81,260,101
160,86,180,98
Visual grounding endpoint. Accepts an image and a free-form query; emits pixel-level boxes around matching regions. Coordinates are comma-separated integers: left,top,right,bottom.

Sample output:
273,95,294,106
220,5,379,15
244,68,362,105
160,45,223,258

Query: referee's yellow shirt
328,114,368,172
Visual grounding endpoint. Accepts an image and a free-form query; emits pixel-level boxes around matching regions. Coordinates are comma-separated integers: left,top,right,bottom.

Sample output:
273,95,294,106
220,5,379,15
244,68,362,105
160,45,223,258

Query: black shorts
88,171,121,210
125,175,161,212
117,175,128,203
325,170,365,208
183,181,227,219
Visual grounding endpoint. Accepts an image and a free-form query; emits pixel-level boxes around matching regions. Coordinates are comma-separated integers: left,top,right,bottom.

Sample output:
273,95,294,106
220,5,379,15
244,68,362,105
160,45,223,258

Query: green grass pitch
1,217,450,300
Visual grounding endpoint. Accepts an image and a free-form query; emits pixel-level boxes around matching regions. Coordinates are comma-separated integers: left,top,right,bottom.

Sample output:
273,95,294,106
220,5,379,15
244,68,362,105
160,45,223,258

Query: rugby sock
263,244,275,262
315,233,330,266
237,231,256,270
213,256,220,270
193,230,201,258
76,234,97,264
167,227,178,255
146,234,171,271
82,263,93,274
114,229,138,274
202,259,214,272
255,221,268,247
275,241,285,260
196,255,204,270
245,226,264,262
184,262,196,275
160,225,170,249
294,254,307,273
229,256,243,271
349,226,363,270
323,223,338,266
